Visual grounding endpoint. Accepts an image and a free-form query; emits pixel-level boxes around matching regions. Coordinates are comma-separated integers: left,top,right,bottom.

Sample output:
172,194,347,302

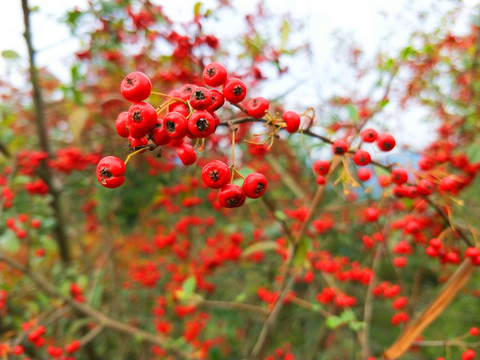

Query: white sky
0,0,478,150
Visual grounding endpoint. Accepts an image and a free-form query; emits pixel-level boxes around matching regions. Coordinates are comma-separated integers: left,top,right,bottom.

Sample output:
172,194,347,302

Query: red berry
218,184,246,208
417,179,434,196
30,219,42,229
282,111,301,133
96,156,125,188
13,345,24,355
393,256,407,268
187,111,216,138
150,118,171,145
391,168,409,185
313,160,330,175
332,140,349,155
316,175,325,185
440,176,455,192
377,133,396,151
361,128,377,143
203,62,228,87
418,156,435,171
223,78,247,103
128,136,148,150
202,161,231,189
364,207,379,222
429,238,442,248
207,89,225,112
177,144,196,165
179,84,196,100
461,349,476,360
246,97,269,118
470,327,479,336
243,172,268,199
353,150,371,166
120,71,151,102
189,87,212,110
169,102,189,117
127,102,157,139
357,168,371,181
65,340,81,354
115,111,129,138
164,112,188,139
465,247,480,258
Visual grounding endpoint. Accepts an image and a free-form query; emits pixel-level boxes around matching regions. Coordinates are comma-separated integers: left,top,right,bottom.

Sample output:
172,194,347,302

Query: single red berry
179,84,197,100
246,97,269,118
461,349,476,360
243,172,268,199
440,176,455,192
391,168,409,185
313,160,330,175
65,340,81,354
405,186,418,198
470,327,479,336
31,219,42,229
332,140,349,155
426,246,439,257
177,144,196,165
361,128,377,142
203,62,228,87
364,207,379,222
353,150,371,166
465,247,480,258
357,168,371,181
282,111,301,133
393,185,407,198
150,118,171,145
13,345,24,355
188,111,216,138
393,256,407,268
418,156,436,171
115,111,129,138
201,161,230,189
392,296,408,310
378,174,390,187
164,112,188,139
223,78,247,103
120,71,151,102
127,102,157,139
47,346,63,358
169,102,190,117
377,133,396,151
207,89,225,112
218,184,246,208
128,136,148,150
417,179,434,196
96,156,125,188
316,175,325,185
190,87,212,110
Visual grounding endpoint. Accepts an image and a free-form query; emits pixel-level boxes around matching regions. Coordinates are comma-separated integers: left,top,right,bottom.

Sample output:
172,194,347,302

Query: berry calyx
243,172,268,199
218,184,246,208
223,78,247,103
201,161,230,189
120,71,152,102
203,62,228,87
96,156,126,188
282,111,301,133
127,102,157,139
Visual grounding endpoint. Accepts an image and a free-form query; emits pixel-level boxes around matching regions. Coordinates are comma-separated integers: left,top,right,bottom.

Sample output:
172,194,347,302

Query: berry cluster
96,62,303,208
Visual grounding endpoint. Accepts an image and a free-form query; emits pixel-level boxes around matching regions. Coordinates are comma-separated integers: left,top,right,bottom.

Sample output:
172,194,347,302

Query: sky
0,0,478,150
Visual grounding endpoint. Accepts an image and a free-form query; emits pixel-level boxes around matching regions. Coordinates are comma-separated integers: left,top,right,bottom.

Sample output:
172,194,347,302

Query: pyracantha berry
361,128,377,143
391,168,409,185
128,136,149,150
440,176,455,192
246,97,269,118
115,111,129,138
120,71,152,102
357,168,371,181
377,133,396,152
418,156,436,171
127,102,157,139
243,172,268,199
201,161,230,189
96,156,125,188
203,62,228,87
179,84,197,100
223,78,247,103
190,87,212,110
150,118,171,146
316,175,326,185
282,111,301,133
417,179,434,196
353,150,371,166
187,111,216,138
313,160,330,175
177,144,196,165
332,140,349,155
164,112,188,139
207,89,225,112
169,102,190,117
218,184,246,208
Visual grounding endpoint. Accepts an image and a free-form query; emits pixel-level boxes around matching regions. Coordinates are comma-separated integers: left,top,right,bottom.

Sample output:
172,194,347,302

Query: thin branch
199,300,269,317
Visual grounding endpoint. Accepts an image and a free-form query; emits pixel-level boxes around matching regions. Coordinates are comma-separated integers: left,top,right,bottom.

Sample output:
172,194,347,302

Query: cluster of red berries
96,62,281,208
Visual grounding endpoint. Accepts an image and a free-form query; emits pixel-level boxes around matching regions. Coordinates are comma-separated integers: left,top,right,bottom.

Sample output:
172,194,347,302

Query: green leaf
466,143,480,162
234,293,247,302
292,237,309,266
346,104,358,123
349,321,365,331
1,50,20,60
340,309,355,323
274,210,287,221
326,315,342,329
280,19,290,49
242,241,278,258
182,276,197,296
0,231,20,253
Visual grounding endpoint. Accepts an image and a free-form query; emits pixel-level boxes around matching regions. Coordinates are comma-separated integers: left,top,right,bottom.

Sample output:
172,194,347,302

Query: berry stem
124,147,148,166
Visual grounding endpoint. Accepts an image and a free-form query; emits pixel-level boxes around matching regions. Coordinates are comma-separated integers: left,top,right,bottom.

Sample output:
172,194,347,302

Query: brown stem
0,253,189,360
21,0,70,264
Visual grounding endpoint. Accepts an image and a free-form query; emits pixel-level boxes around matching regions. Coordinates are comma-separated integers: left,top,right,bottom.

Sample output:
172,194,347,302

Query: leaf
242,241,278,258
292,237,309,266
0,231,20,253
68,107,89,143
326,315,342,329
349,321,365,331
466,143,480,162
280,19,290,49
340,309,355,323
1,50,20,60
346,104,358,123
193,2,203,17
182,276,197,296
